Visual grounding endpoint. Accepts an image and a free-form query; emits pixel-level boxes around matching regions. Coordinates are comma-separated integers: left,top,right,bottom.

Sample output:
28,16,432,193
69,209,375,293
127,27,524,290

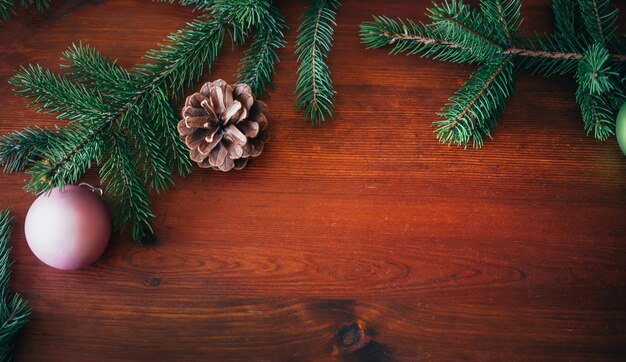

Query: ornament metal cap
78,182,103,197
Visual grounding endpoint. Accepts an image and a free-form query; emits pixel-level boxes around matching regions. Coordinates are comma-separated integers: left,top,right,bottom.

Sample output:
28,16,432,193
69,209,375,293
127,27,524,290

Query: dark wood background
1,0,625,360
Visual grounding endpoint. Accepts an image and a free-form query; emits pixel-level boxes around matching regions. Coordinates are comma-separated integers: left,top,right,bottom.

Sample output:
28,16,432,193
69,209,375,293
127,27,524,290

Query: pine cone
178,80,269,171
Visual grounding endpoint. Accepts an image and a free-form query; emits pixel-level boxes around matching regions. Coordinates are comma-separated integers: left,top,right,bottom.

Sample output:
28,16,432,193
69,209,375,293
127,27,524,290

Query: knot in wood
336,321,369,354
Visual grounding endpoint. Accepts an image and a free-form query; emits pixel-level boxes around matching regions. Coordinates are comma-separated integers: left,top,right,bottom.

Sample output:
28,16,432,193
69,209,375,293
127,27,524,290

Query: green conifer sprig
295,0,341,124
0,0,282,241
0,209,31,361
360,0,626,147
155,0,214,12
0,126,53,173
0,0,50,21
577,0,617,45
237,4,288,95
160,0,289,89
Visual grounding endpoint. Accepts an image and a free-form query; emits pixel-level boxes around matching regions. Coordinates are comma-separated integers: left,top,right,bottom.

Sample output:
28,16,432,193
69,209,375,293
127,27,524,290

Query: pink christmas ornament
24,184,111,270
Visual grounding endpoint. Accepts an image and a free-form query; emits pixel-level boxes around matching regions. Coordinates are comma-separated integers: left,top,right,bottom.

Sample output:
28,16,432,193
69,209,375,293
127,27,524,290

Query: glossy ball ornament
24,185,111,270
617,100,626,156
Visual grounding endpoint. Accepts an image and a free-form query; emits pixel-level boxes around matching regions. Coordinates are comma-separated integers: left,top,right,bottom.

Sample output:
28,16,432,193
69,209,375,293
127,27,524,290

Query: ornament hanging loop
79,182,103,197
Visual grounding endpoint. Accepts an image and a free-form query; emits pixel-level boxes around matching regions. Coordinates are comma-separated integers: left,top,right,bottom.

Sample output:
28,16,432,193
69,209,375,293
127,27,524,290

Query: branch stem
390,33,460,48
309,1,325,109
441,14,500,48
434,12,624,61
591,0,606,44
382,32,626,62
495,0,511,43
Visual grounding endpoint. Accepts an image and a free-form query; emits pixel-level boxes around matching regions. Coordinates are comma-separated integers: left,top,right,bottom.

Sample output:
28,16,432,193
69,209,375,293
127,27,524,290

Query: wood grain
1,0,625,360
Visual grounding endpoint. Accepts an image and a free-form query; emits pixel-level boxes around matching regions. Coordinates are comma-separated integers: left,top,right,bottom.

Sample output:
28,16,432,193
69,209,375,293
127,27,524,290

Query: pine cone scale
224,139,244,159
198,133,220,155
179,80,269,171
238,120,259,138
201,100,219,123
211,85,227,114
186,93,206,107
223,101,243,123
177,120,195,136
209,143,228,167
185,130,206,149
200,129,222,153
235,92,254,110
251,107,268,129
190,148,206,163
184,116,211,129
183,104,208,118
223,124,247,146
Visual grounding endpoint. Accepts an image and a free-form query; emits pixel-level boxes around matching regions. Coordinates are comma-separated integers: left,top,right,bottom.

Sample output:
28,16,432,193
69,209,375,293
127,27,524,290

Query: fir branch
0,0,14,19
361,16,479,63
49,13,229,235
211,0,272,33
577,42,618,94
553,0,585,44
237,4,287,95
100,130,154,240
0,209,31,361
61,43,137,101
139,15,228,99
361,0,626,146
20,0,49,11
366,18,626,64
0,211,14,293
427,0,502,61
480,0,521,47
363,16,579,77
146,87,192,180
295,0,341,124
154,0,214,12
577,89,616,140
10,65,110,121
576,43,623,140
123,107,173,194
0,127,54,173
513,31,584,76
140,1,272,97
578,0,617,45
0,0,49,21
62,44,182,192
9,65,111,192
25,122,108,193
435,55,515,147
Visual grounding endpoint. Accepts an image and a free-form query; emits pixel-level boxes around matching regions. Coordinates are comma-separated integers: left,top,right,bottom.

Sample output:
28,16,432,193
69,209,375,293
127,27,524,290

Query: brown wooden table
1,0,625,360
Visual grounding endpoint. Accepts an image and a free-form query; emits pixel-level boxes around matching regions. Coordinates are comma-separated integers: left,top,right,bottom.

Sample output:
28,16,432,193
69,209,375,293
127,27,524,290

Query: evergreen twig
360,0,626,147
237,4,287,95
0,127,53,173
154,0,214,12
0,209,31,361
295,0,341,124
0,0,50,21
